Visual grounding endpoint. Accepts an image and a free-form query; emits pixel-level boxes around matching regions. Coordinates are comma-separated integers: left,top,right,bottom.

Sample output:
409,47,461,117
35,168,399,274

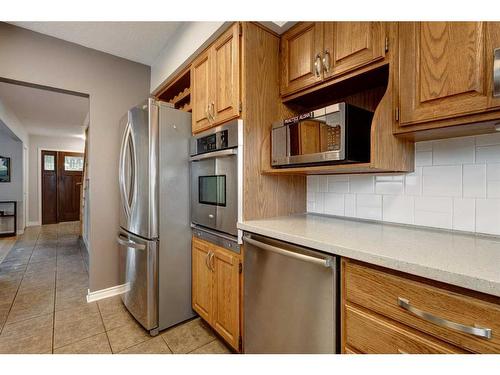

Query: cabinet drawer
345,304,465,354
344,260,500,353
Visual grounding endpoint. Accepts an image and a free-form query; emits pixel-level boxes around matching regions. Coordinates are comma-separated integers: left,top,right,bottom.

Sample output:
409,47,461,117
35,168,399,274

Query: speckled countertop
238,214,500,297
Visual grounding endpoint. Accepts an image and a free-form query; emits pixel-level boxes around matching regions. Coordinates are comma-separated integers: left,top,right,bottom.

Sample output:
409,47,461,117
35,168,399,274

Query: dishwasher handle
244,235,333,268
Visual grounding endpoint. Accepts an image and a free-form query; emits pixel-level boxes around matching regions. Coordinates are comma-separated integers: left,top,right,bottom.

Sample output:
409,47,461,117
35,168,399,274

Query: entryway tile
106,319,151,353
191,339,231,354
0,313,53,354
119,336,172,354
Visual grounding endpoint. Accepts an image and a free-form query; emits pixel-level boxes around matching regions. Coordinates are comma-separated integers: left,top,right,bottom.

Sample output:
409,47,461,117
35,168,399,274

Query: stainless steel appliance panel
243,234,337,353
119,98,159,239
158,104,196,330
118,229,158,330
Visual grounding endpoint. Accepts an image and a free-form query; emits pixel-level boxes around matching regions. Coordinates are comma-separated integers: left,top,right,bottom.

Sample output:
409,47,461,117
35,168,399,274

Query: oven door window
199,175,226,206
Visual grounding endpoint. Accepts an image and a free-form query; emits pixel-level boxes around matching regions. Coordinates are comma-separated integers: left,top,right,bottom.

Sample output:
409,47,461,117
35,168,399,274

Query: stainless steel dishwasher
243,233,338,354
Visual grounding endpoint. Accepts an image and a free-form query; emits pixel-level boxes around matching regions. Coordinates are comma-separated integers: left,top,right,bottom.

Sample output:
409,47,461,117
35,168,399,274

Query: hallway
0,223,230,354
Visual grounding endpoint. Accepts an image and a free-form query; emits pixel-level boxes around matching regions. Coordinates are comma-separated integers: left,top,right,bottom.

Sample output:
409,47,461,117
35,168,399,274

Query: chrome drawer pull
494,48,500,98
397,297,492,339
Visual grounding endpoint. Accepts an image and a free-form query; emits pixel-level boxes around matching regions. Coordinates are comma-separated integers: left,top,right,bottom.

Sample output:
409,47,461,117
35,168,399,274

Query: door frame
38,147,84,225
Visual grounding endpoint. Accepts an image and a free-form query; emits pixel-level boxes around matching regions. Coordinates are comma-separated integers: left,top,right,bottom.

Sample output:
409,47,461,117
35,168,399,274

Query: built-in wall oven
190,120,242,242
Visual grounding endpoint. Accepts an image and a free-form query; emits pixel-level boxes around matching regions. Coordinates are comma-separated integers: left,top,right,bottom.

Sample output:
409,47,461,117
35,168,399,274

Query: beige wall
27,134,84,225
0,23,151,291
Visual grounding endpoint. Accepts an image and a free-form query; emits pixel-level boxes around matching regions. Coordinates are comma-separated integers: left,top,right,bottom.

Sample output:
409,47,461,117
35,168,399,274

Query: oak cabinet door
191,49,212,133
323,22,385,79
399,22,489,126
212,23,240,125
192,238,213,323
281,22,324,96
212,247,240,350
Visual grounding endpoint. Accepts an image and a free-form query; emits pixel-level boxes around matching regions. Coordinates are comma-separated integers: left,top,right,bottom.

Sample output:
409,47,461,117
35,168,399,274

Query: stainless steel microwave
271,103,373,167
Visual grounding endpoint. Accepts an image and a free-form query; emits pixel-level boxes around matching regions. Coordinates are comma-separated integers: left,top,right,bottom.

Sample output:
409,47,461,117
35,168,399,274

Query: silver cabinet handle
116,234,146,250
210,101,215,121
322,49,331,73
397,297,492,339
209,251,215,272
205,250,211,270
494,48,500,98
314,53,322,78
244,236,333,268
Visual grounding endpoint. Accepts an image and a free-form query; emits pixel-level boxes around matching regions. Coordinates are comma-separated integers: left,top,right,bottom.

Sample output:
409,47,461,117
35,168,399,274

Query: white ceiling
0,82,89,138
9,22,183,65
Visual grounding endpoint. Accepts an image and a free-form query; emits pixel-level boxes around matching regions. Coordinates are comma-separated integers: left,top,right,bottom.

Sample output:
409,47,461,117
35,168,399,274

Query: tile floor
0,222,231,354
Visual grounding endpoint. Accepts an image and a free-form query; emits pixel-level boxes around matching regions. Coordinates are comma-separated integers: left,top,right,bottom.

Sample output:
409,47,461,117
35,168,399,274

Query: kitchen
0,1,499,373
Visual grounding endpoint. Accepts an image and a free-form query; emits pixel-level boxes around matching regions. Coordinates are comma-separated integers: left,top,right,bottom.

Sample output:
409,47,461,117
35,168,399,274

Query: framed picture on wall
0,156,11,183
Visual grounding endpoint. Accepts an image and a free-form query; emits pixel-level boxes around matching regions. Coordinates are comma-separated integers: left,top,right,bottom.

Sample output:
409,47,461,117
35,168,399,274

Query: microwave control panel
325,125,341,151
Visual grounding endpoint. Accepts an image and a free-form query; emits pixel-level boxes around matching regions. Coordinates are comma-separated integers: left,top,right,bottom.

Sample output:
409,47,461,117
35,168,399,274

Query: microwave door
191,158,217,230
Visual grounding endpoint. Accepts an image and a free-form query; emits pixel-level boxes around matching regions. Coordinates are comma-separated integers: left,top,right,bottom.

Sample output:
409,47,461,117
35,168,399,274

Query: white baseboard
27,221,40,227
86,283,129,303
16,229,24,235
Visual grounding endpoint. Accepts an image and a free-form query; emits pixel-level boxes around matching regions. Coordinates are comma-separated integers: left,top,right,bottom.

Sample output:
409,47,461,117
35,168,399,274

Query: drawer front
344,260,500,353
345,304,465,354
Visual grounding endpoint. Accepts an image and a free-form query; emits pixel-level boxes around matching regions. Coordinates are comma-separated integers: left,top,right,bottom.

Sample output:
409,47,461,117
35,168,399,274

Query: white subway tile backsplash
404,167,422,196
487,180,500,198
476,199,500,235
344,194,356,217
383,195,414,224
324,193,345,216
487,164,500,180
453,198,475,232
476,145,500,163
432,137,475,165
307,176,319,192
416,141,433,152
306,134,500,236
375,181,404,195
327,175,349,193
475,132,500,146
414,196,453,229
350,175,375,194
415,151,433,166
318,176,328,192
463,164,486,198
422,165,462,197
356,195,382,220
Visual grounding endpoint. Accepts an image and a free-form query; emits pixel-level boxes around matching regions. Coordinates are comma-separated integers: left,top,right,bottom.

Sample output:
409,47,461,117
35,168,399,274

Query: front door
57,151,84,222
41,150,84,224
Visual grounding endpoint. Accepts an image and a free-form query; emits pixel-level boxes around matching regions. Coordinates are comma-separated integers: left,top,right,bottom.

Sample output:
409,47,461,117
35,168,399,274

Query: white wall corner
26,221,40,227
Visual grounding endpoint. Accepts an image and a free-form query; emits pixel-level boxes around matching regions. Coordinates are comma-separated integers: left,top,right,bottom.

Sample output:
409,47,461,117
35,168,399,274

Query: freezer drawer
243,233,338,353
117,229,158,331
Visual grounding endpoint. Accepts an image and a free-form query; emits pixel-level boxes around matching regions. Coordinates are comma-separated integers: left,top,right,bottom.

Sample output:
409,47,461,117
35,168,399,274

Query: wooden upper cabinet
280,22,387,97
323,22,386,79
212,23,240,125
191,238,213,323
191,49,212,133
399,22,495,126
212,247,240,350
280,22,323,96
191,23,241,133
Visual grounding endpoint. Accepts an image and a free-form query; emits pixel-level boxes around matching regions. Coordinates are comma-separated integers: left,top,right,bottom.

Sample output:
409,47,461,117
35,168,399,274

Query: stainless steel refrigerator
118,98,195,335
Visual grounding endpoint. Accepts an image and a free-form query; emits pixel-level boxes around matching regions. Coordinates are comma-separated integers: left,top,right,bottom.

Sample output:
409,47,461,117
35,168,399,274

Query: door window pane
44,155,55,171
64,156,84,171
199,175,226,206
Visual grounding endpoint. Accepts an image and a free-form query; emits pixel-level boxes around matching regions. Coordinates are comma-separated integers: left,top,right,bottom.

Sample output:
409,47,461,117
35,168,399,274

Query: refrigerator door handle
117,234,146,250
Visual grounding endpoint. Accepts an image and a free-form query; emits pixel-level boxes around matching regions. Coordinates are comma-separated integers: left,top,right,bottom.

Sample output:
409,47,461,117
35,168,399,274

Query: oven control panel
196,129,228,154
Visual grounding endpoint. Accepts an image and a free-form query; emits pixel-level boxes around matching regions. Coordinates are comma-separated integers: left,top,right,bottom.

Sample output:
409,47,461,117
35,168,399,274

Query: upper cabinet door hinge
238,101,242,113
239,263,242,273
238,22,243,36
384,36,389,52
395,107,399,121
